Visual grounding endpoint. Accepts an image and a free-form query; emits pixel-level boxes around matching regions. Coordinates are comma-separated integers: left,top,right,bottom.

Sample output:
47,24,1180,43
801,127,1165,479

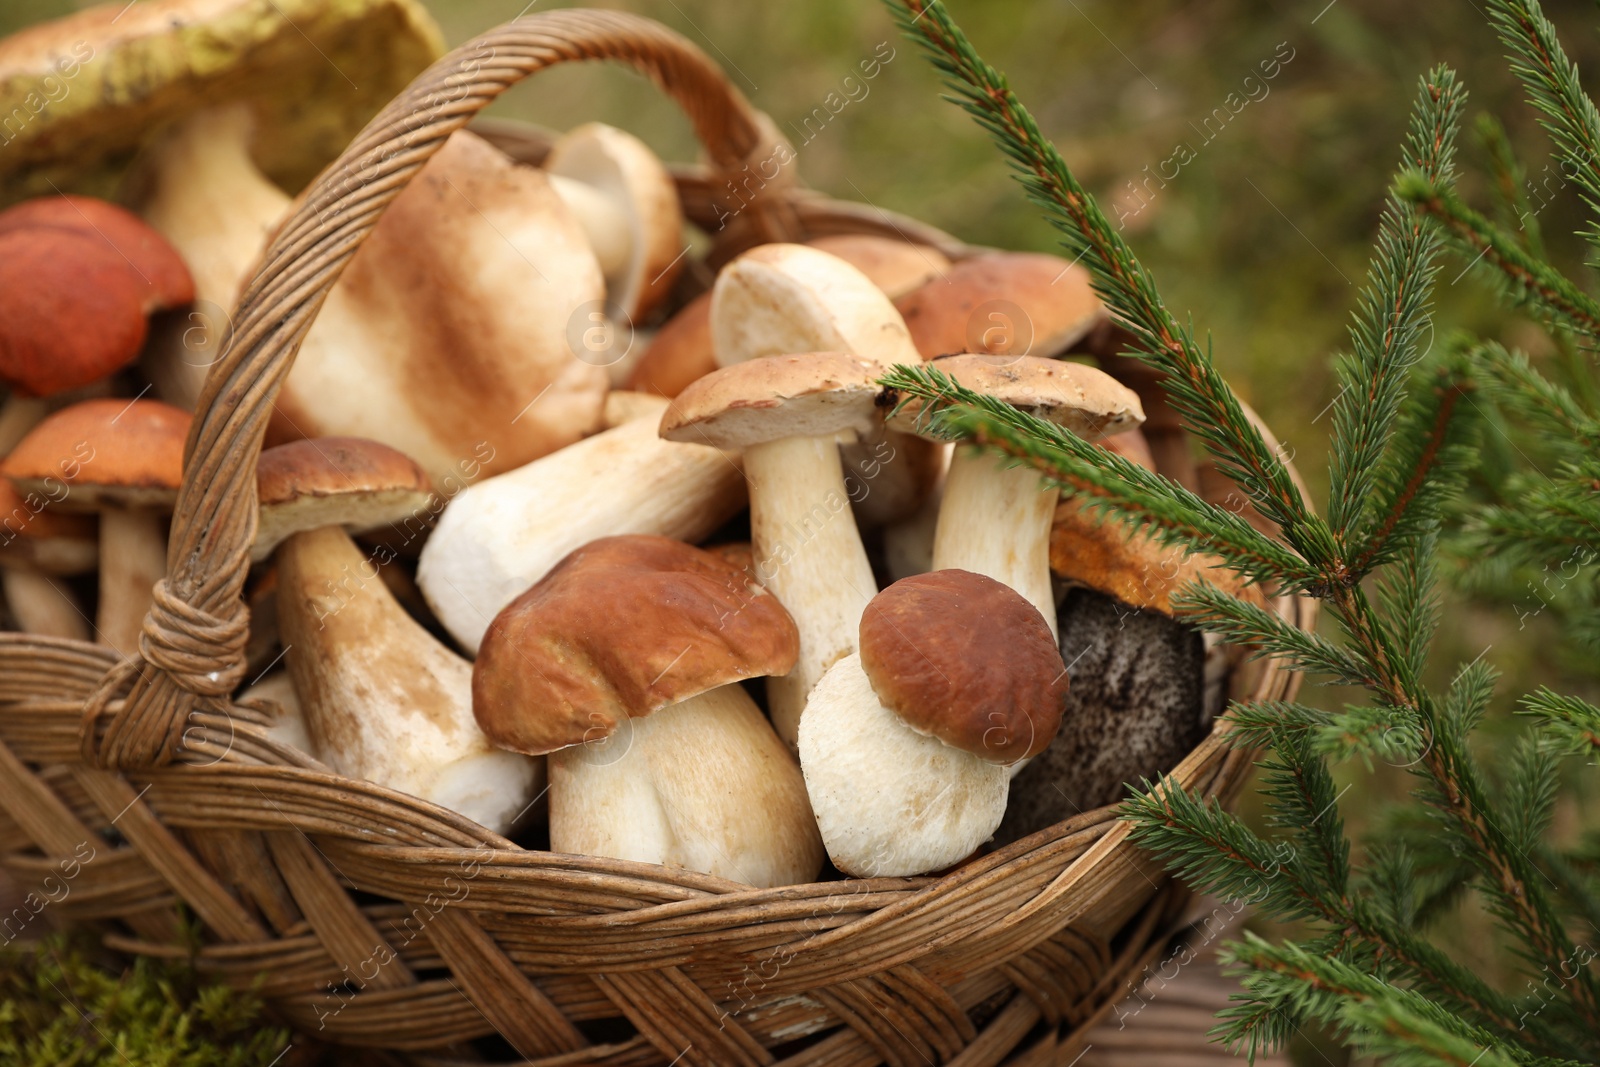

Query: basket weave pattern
0,11,1311,1064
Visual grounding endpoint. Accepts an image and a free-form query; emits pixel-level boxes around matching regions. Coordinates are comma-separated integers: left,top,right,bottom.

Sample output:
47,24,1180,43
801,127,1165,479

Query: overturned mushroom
888,354,1144,638
278,525,540,833
895,252,1105,361
473,535,821,887
3,399,190,656
662,353,884,748
799,570,1066,876
417,412,746,654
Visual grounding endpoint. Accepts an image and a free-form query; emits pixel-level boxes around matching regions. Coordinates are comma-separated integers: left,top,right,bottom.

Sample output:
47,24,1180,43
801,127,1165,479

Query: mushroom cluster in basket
0,0,1253,885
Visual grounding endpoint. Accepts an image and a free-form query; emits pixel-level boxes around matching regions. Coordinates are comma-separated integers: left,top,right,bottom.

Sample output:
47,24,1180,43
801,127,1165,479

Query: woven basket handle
81,9,797,770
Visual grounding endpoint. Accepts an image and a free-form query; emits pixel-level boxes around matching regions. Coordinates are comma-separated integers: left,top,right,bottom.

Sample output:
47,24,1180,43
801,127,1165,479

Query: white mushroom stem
932,446,1060,639
417,416,745,654
551,682,820,888
97,507,166,657
547,174,630,278
278,526,539,834
744,435,877,750
798,653,1007,877
1,567,89,640
138,104,291,411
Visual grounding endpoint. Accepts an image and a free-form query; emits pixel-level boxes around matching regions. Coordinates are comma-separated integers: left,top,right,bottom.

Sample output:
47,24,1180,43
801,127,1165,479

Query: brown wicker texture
0,10,1313,1065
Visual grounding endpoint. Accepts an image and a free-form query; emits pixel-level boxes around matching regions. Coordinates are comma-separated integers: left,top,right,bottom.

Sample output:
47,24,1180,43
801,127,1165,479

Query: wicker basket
0,10,1314,1065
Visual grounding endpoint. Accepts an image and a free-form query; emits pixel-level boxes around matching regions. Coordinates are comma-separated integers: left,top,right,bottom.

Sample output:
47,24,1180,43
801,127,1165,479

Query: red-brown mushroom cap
0,197,194,398
859,569,1067,764
895,252,1104,361
0,196,195,311
0,398,190,509
473,534,800,756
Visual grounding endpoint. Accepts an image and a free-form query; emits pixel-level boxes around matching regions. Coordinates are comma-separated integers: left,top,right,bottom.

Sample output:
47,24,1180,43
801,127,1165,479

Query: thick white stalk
97,507,166,657
278,527,540,834
2,567,89,640
932,446,1060,639
551,683,821,887
744,435,877,749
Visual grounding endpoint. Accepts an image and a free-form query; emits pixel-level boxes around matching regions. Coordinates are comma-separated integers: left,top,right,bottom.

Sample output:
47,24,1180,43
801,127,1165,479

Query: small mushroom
2,399,190,656
625,236,947,400
417,410,746,654
277,525,540,834
544,123,685,329
799,570,1066,877
888,354,1144,638
894,252,1105,360
662,353,884,749
473,535,822,887
0,478,95,640
253,437,436,564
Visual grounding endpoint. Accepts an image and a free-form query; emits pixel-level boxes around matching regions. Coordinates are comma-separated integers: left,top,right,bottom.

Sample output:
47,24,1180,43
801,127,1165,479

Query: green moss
0,936,290,1067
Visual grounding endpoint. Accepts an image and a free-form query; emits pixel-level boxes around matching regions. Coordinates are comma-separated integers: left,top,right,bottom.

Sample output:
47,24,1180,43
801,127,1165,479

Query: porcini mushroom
253,437,436,564
662,352,883,749
269,130,609,485
544,123,685,329
277,525,539,833
807,235,951,300
888,354,1144,638
473,535,821,887
799,570,1066,877
895,252,1105,361
417,411,746,654
2,399,190,656
0,0,443,205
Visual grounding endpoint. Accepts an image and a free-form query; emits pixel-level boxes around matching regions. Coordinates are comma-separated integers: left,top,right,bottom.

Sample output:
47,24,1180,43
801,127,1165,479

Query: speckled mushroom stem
96,506,167,656
745,435,877,750
931,446,1060,639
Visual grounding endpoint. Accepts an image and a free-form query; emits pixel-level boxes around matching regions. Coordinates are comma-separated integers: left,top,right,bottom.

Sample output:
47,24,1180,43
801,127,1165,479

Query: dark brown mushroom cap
254,436,435,561
1,398,189,509
472,534,800,756
894,252,1104,360
660,352,884,450
859,570,1067,764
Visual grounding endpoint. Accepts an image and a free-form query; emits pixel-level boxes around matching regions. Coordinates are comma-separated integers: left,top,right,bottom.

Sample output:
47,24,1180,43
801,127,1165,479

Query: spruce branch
1521,688,1600,760
1478,112,1548,259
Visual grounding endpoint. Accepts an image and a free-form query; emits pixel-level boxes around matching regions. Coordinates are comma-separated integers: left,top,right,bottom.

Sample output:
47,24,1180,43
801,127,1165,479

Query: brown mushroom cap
625,292,713,399
472,534,799,756
806,235,951,300
254,437,436,562
860,569,1067,764
660,352,885,450
0,398,189,509
895,252,1104,360
0,198,196,398
889,353,1144,440
1101,427,1156,471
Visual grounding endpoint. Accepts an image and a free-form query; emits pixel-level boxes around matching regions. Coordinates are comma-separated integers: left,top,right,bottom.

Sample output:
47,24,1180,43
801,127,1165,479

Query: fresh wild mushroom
417,412,746,654
0,479,95,640
895,252,1105,361
799,570,1066,876
887,354,1144,639
601,391,671,429
544,124,685,331
662,353,883,749
253,437,436,564
2,399,190,656
277,525,540,833
473,535,821,887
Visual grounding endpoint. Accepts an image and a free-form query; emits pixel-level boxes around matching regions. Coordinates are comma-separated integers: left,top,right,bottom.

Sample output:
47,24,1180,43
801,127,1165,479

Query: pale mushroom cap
807,235,952,300
860,570,1067,764
0,0,444,205
895,252,1105,360
254,437,436,563
711,243,920,369
799,652,1008,877
546,122,684,322
889,354,1145,440
271,130,608,485
660,352,885,450
1,398,189,510
473,535,800,756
